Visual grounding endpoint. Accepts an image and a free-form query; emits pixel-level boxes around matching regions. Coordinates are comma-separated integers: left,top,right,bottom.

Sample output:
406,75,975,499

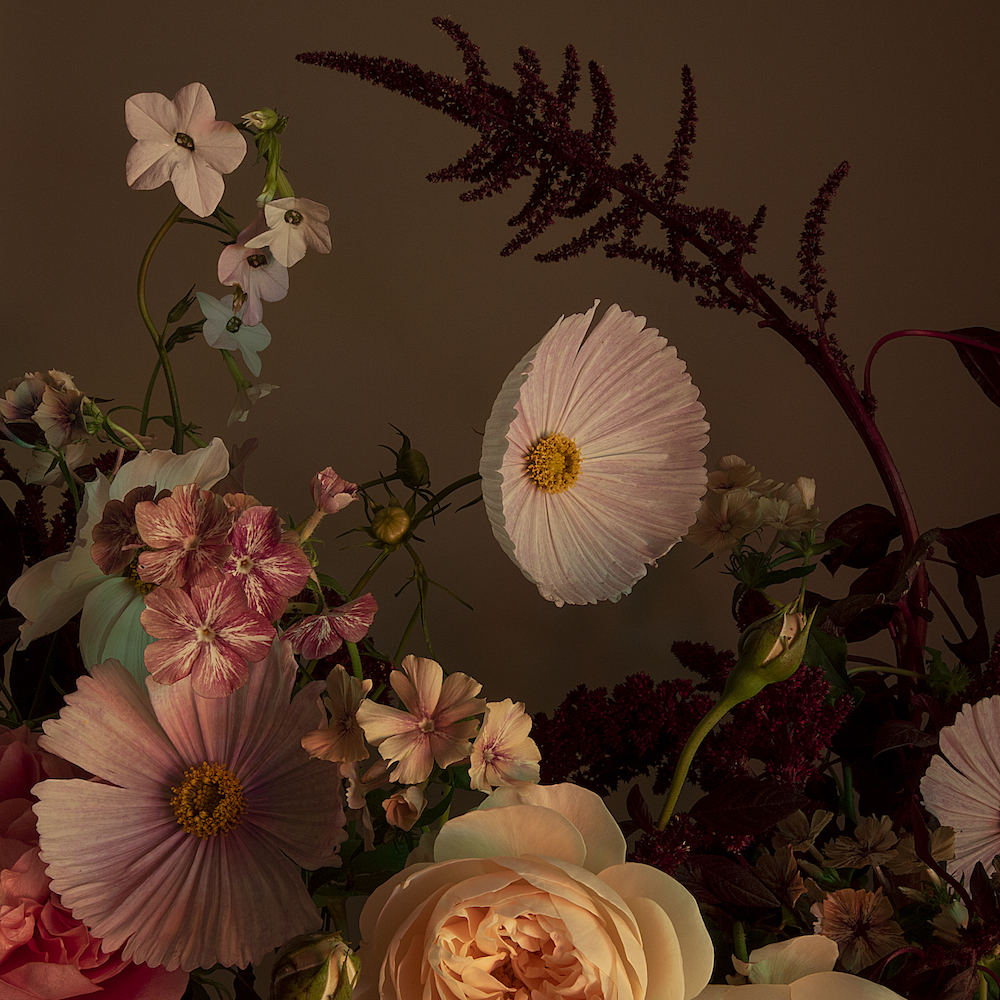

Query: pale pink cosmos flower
283,593,378,660
480,301,709,606
470,698,541,792
311,467,359,514
217,212,289,327
33,648,347,973
140,577,275,697
224,505,312,621
125,82,247,218
135,483,234,589
356,655,485,785
301,664,373,764
921,695,1000,884
245,197,332,267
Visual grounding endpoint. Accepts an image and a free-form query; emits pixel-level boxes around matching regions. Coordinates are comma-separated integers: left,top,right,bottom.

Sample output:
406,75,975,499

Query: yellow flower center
170,762,245,838
125,549,156,596
525,433,582,494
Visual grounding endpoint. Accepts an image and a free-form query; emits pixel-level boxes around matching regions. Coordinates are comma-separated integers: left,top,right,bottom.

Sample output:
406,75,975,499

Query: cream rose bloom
355,782,714,1000
694,937,905,998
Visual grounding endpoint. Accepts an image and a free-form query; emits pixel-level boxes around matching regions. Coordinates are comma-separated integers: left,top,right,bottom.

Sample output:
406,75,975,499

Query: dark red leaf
970,861,999,921
689,777,807,835
674,855,780,909
939,513,1000,579
822,504,900,574
873,719,937,755
949,327,1000,408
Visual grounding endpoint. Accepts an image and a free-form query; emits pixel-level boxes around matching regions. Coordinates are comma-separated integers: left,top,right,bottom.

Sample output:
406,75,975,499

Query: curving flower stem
350,548,392,600
137,202,186,453
138,357,161,436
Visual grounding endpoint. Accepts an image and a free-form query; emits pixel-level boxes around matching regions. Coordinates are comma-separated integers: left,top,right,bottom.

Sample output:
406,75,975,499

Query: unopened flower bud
271,931,359,1000
371,505,410,547
311,468,358,514
725,604,814,705
241,107,279,131
398,447,430,489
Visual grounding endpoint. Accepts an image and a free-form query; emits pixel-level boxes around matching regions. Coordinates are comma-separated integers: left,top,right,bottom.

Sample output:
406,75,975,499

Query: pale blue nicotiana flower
196,293,271,377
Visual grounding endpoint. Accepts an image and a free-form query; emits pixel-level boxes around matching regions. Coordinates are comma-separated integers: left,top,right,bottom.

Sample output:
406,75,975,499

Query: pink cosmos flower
125,82,247,218
480,301,709,606
33,649,347,973
135,483,234,589
282,593,378,660
244,197,332,267
302,664,374,764
217,212,289,327
921,695,1000,884
140,577,276,697
224,505,312,621
356,655,485,785
470,698,541,792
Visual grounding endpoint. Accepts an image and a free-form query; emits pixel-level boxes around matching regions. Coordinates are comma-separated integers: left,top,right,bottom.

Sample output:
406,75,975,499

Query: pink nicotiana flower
217,212,289,327
196,293,272,377
282,593,378,660
229,381,277,426
125,82,247,218
356,655,485,785
302,665,373,764
140,577,275,697
480,301,709,606
311,467,359,514
921,694,1000,884
470,698,541,792
33,648,347,973
135,483,234,589
224,505,312,621
245,197,332,267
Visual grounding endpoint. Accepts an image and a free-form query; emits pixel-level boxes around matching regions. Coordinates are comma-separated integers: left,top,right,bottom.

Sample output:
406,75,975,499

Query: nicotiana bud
271,931,360,1000
242,107,280,131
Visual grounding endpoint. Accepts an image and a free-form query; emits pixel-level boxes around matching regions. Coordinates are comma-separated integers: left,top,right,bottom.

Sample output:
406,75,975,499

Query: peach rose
356,782,714,1000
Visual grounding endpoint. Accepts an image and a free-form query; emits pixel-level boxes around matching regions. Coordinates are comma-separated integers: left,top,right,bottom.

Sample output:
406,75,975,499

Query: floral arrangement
1,16,998,1000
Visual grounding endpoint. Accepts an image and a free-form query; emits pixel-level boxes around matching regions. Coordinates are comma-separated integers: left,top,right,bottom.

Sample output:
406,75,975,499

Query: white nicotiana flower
245,197,332,267
196,293,271,377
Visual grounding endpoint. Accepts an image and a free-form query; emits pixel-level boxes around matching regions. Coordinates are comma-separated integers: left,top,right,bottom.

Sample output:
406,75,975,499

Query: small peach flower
301,665,373,764
687,487,764,554
384,785,427,831
469,698,541,792
811,888,906,973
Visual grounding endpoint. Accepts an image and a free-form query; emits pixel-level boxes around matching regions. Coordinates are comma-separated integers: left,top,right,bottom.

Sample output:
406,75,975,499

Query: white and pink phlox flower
217,212,289,327
125,82,246,217
356,655,485,785
301,664,373,764
245,197,332,267
33,648,347,973
283,593,378,660
225,505,312,621
470,698,541,792
140,577,275,697
311,467,358,515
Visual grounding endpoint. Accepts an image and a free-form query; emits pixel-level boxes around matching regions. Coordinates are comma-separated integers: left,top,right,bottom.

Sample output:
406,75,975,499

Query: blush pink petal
282,593,378,660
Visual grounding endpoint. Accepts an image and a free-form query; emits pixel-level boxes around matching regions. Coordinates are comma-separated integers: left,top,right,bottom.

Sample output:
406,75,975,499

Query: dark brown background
4,2,998,715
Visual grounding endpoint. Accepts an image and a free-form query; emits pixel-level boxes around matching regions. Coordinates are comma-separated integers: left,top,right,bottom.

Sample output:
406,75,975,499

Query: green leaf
804,628,858,702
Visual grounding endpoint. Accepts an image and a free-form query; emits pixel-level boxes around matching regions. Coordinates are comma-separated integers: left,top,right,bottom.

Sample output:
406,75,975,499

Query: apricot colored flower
245,197,332,267
355,782,713,1000
282,593,378,660
383,784,426,831
687,488,764,555
921,694,1000,884
480,302,708,606
469,698,541,792
811,888,905,974
33,649,346,973
301,664,373,764
125,82,246,217
217,212,289,327
356,655,485,785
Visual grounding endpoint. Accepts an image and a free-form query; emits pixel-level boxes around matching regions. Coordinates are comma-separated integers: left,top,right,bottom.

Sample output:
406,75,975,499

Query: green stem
139,356,162,435
56,453,80,512
137,202,186,452
393,601,423,666
846,665,924,678
732,921,748,965
412,472,482,524
657,694,739,829
105,419,148,453
350,549,391,600
346,641,363,681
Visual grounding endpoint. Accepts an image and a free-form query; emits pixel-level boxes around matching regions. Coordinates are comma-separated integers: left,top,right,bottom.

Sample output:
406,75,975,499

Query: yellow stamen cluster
525,433,583,494
125,549,156,596
170,761,245,838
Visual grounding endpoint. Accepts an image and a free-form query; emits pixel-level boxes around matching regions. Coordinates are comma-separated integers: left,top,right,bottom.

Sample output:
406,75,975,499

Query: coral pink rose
0,726,188,999
356,782,714,1000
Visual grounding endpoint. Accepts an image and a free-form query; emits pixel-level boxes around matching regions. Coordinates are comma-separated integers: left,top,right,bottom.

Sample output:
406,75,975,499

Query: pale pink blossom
470,698,541,792
282,593,378,660
224,505,312,621
921,694,1000,884
480,301,708,606
217,212,289,327
687,487,764,555
33,650,347,972
301,665,373,764
196,293,272,377
245,197,332,267
140,577,275,697
310,467,359,514
31,385,90,450
356,655,485,785
135,483,234,589
125,82,246,217
355,782,714,1000
383,785,426,831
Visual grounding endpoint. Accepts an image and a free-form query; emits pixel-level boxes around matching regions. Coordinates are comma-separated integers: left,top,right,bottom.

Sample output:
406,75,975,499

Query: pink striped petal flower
140,578,275,697
283,593,378,660
480,301,709,606
470,698,541,792
310,467,358,514
32,648,347,973
921,694,1000,884
224,505,312,621
125,82,247,218
356,655,485,785
135,483,234,589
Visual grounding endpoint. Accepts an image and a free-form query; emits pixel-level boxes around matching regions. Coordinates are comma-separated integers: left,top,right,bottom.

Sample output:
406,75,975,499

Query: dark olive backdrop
4,1,998,715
